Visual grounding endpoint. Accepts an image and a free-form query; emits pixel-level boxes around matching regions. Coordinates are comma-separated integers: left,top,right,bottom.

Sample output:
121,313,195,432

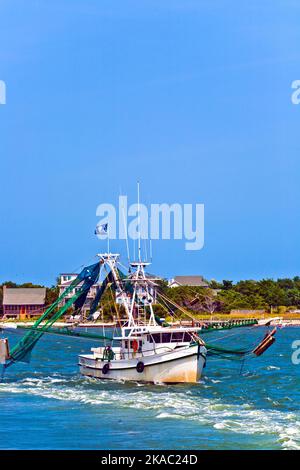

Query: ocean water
0,326,299,450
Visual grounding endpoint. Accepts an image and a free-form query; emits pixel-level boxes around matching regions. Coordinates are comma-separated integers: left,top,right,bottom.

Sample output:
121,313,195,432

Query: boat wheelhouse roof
113,326,201,340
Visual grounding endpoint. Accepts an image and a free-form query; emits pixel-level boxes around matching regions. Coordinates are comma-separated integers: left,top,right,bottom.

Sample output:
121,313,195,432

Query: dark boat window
161,333,172,343
148,334,161,343
147,332,191,343
183,332,192,342
171,332,184,342
170,332,192,342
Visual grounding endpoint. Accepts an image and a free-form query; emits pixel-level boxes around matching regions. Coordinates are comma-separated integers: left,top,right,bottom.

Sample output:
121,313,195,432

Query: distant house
58,273,98,315
230,309,265,315
2,286,46,319
168,275,209,288
116,272,159,307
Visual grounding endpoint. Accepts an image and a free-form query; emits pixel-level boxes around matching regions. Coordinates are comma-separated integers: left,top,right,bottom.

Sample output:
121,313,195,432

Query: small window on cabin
149,333,161,343
183,332,192,342
161,333,172,343
171,332,184,342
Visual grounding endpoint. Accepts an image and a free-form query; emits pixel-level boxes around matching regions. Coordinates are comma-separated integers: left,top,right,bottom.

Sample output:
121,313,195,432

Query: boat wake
1,373,299,450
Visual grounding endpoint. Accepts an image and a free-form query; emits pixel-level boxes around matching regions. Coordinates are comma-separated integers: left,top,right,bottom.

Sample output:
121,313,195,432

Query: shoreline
1,319,300,328
0,321,116,328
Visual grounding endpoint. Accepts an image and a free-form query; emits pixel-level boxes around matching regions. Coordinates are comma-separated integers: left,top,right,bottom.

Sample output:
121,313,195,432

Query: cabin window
147,333,191,343
170,332,192,342
183,332,192,342
170,332,184,342
161,333,172,343
148,334,161,343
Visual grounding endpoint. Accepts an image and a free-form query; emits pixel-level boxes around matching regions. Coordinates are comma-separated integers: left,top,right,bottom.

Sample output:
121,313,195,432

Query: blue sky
1,0,300,285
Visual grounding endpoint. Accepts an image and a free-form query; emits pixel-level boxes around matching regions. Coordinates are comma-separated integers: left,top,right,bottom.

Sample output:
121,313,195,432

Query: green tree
46,285,59,305
222,280,234,290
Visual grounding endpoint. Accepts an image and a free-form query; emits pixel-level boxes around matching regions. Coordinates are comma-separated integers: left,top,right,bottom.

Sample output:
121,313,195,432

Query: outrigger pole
3,262,103,368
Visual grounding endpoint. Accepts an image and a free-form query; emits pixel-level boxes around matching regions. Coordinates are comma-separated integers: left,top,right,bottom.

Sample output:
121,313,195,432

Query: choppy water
0,326,299,449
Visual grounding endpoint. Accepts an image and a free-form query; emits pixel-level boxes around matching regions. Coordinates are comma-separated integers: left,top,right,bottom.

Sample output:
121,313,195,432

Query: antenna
137,181,141,262
149,199,152,263
120,192,130,263
150,239,153,263
107,224,110,253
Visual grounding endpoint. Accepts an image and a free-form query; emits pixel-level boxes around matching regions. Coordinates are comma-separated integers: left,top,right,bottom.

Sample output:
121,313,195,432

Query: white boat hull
79,344,206,384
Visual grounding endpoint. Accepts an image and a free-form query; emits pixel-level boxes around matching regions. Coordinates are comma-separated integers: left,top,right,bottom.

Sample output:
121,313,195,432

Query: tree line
1,276,300,318
155,277,300,315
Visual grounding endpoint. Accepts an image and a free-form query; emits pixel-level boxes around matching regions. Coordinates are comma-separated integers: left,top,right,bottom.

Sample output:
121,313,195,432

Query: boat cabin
90,326,200,361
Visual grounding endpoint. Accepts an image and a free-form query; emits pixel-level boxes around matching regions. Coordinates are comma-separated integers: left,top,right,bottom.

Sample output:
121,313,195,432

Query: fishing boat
78,254,207,383
1,248,278,382
0,183,278,382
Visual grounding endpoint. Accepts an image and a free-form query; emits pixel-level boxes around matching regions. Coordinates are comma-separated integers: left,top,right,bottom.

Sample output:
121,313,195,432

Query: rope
12,325,113,342
157,291,198,323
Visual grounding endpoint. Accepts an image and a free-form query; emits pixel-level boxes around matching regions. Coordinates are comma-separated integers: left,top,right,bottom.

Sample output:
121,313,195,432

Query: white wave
0,375,299,449
156,412,183,419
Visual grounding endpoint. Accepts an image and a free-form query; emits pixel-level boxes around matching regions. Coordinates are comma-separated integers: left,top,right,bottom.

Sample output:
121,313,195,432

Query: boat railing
116,349,166,360
111,343,189,360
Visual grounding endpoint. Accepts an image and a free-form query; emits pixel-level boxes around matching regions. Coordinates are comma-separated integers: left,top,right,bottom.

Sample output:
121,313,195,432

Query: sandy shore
1,319,300,329
0,321,116,328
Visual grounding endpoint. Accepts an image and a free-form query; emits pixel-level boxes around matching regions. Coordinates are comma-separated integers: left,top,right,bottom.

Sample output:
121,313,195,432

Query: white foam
1,376,299,449
156,412,183,419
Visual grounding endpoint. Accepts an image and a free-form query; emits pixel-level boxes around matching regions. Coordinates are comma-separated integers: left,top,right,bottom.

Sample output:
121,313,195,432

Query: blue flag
95,223,108,235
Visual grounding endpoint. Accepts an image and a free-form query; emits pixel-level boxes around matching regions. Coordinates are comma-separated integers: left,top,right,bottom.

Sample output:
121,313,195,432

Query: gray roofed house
58,273,99,317
168,276,209,288
2,286,46,319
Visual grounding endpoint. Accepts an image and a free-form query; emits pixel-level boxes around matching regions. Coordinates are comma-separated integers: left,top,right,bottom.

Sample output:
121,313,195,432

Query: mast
128,260,158,327
97,184,158,329
97,253,134,325
137,181,141,262
130,181,157,327
120,194,130,264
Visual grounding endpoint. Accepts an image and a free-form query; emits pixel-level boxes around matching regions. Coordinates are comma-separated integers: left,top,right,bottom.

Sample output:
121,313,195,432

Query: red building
2,286,46,319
